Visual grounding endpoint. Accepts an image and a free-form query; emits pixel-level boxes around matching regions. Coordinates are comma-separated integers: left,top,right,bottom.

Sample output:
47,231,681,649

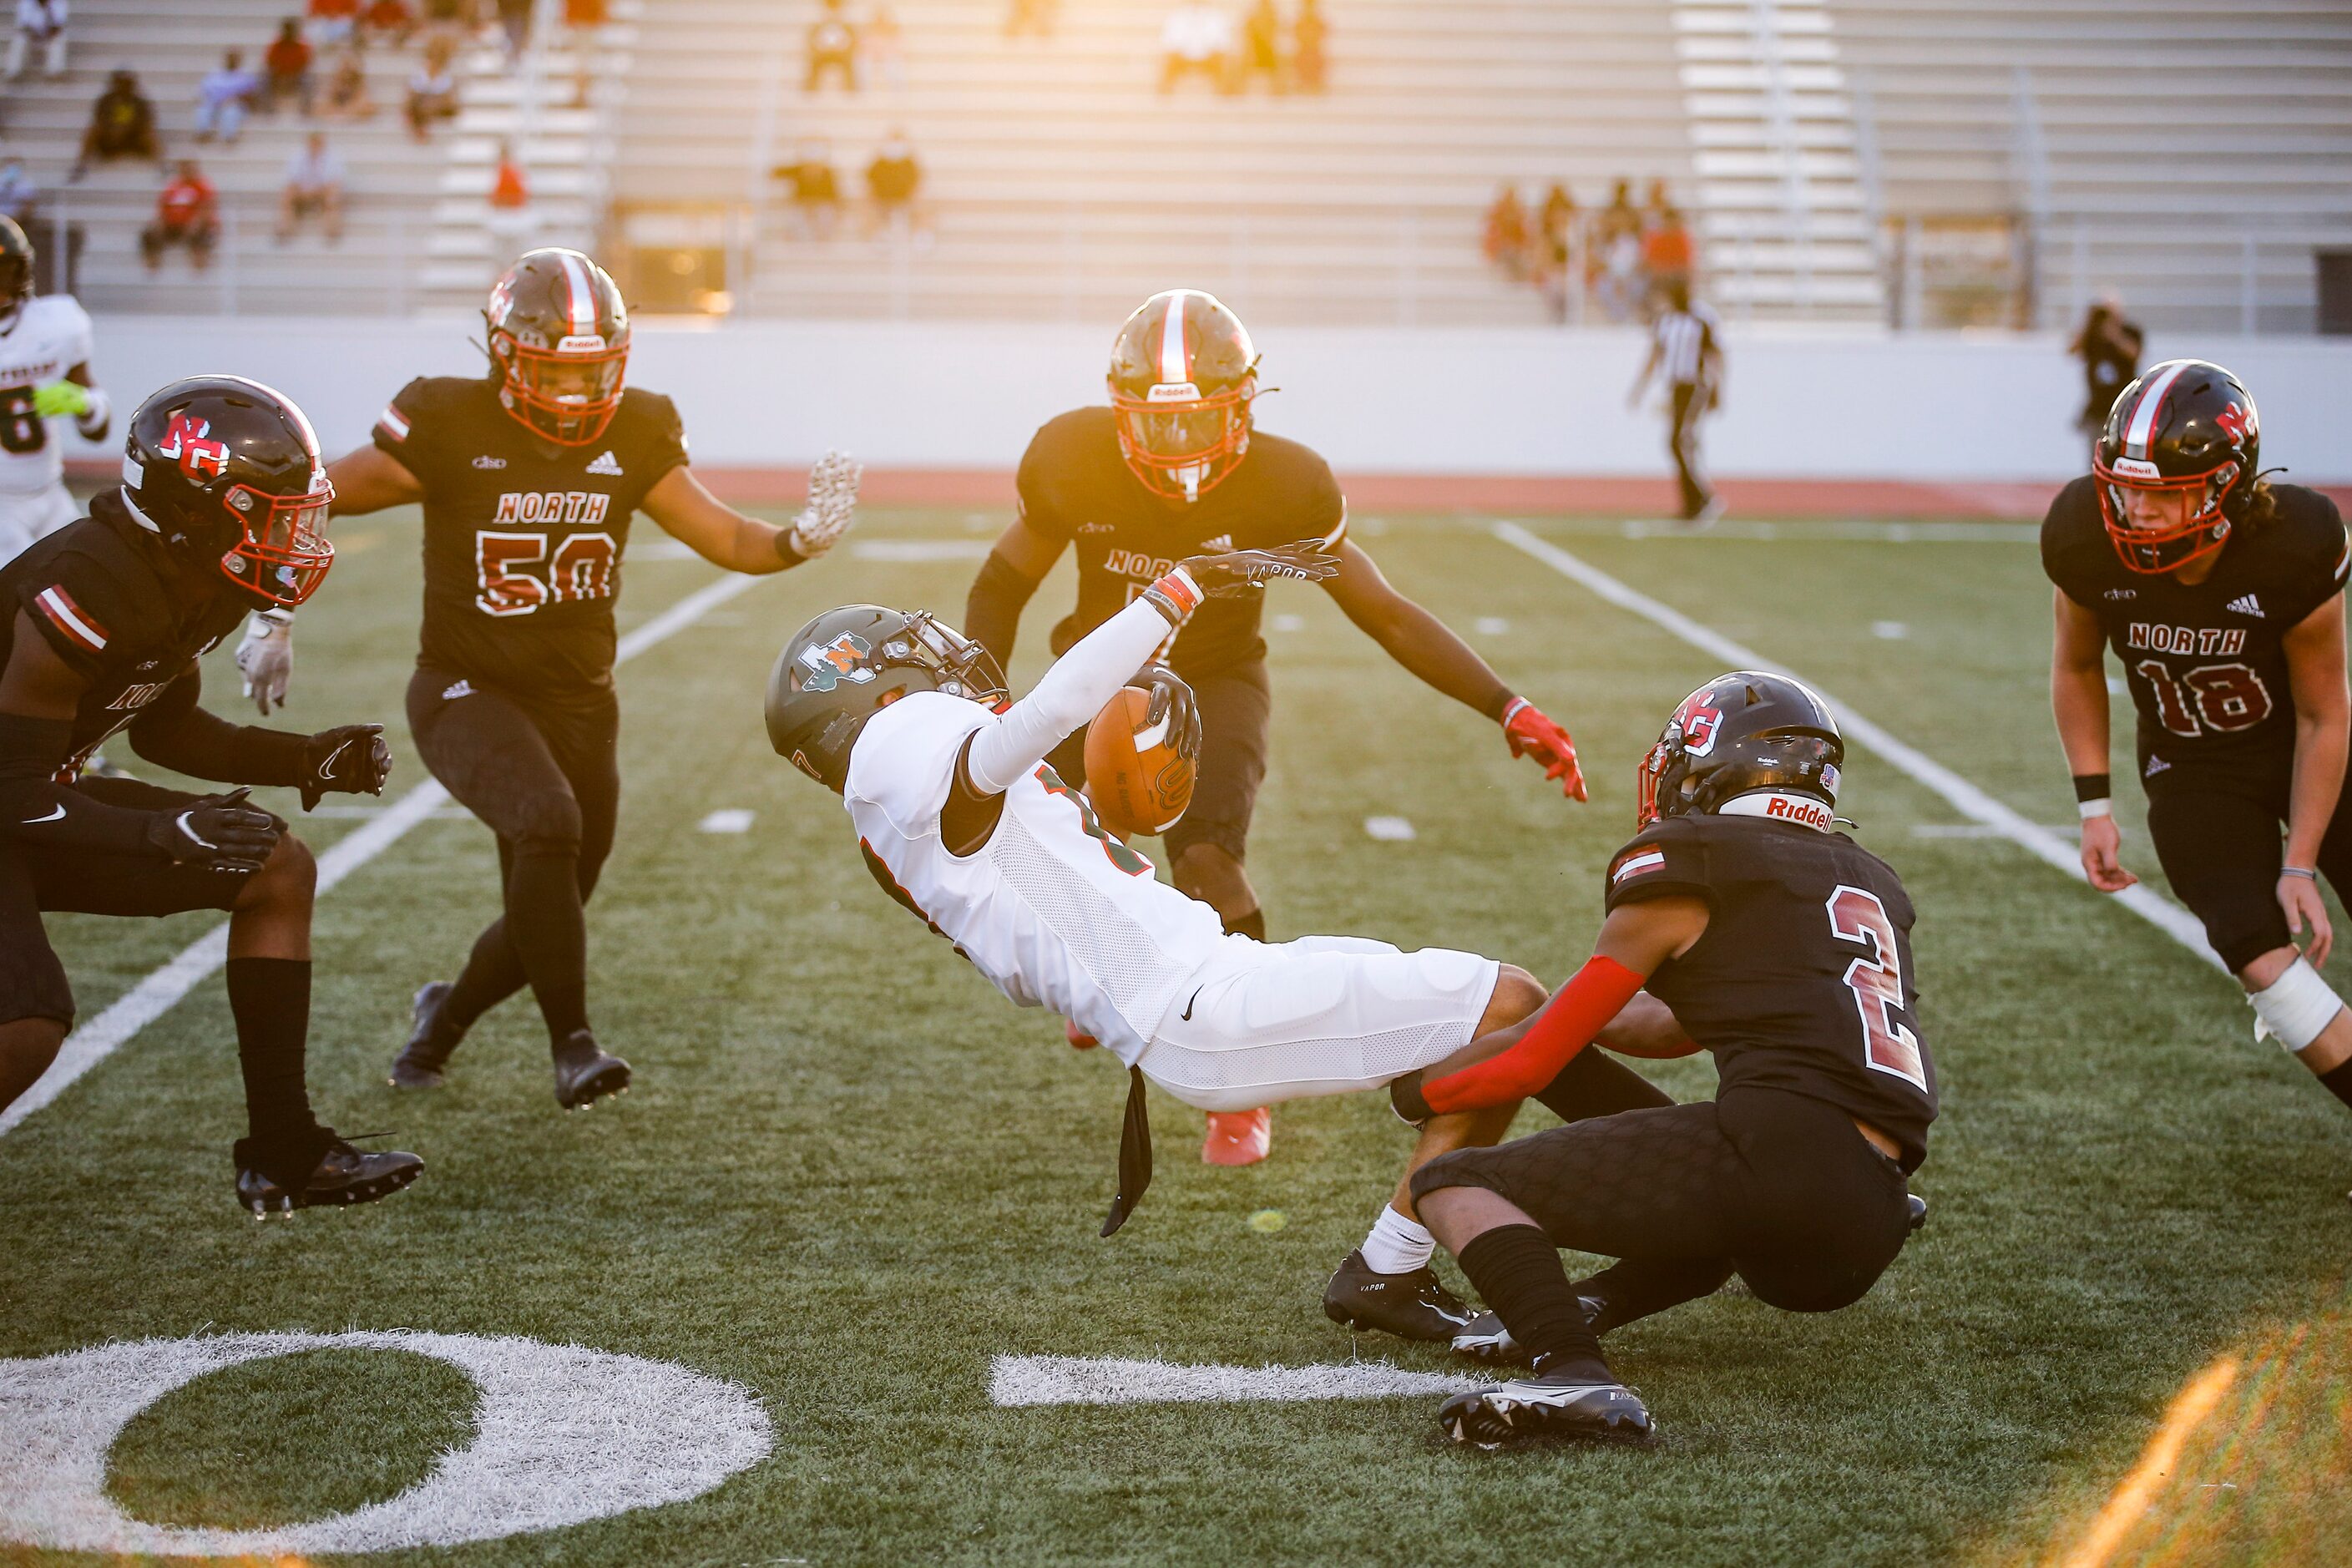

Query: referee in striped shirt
1630,278,1723,525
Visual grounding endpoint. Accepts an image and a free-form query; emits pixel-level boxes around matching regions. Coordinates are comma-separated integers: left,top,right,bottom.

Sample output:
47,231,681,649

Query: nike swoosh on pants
22,803,65,823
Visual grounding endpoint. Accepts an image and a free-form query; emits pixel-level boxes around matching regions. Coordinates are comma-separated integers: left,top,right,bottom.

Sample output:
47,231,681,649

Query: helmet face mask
219,478,336,607
1106,289,1258,503
484,248,630,447
2093,358,2258,575
767,606,1009,792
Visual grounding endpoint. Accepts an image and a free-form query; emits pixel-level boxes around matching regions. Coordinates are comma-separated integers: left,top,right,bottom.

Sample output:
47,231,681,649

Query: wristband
74,386,111,436
2072,772,2112,803
2281,866,2319,882
1139,564,1201,627
2077,798,2112,821
1500,695,1530,729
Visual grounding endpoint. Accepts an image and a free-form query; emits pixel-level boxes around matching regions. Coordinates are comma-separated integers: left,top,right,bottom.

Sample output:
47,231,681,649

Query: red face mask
2093,452,2239,574
1110,377,1254,502
494,330,628,447
218,473,336,607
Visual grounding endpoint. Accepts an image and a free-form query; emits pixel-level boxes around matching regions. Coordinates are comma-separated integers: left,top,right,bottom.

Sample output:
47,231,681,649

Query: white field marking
1871,620,1909,640
630,536,703,561
2058,1354,2241,1568
989,1355,1485,1408
0,1330,771,1555
1912,822,2083,839
1492,522,2226,972
0,570,766,1138
1363,815,1417,842
1269,612,1307,632
300,801,473,821
1474,615,1511,635
848,539,992,562
1604,518,2041,544
698,808,756,834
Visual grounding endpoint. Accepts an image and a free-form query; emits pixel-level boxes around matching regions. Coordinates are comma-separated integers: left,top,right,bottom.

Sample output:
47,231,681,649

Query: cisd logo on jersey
797,632,874,692
154,413,230,479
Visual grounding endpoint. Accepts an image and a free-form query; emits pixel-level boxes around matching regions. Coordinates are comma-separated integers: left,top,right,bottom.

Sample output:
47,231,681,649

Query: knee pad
508,793,584,858
2248,956,2345,1052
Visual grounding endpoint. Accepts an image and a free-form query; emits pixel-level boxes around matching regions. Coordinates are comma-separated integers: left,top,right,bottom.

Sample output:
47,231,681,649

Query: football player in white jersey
0,218,108,564
768,544,1560,1343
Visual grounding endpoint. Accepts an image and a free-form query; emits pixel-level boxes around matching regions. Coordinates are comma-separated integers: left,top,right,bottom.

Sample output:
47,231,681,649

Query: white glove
235,609,296,716
787,448,862,559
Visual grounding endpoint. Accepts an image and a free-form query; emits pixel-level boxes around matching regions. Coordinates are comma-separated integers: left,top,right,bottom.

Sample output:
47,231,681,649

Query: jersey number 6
1826,884,1927,1092
476,530,619,617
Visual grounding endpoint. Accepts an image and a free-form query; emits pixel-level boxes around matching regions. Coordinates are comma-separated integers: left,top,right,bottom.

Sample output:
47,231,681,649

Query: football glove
787,448,862,559
300,723,392,811
1177,544,1341,599
1502,697,1588,802
146,786,281,873
32,379,89,418
1134,663,1202,763
235,609,296,716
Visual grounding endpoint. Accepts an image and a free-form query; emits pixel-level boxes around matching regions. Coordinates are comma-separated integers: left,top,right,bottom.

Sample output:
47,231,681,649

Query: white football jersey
845,690,1227,1065
0,294,94,495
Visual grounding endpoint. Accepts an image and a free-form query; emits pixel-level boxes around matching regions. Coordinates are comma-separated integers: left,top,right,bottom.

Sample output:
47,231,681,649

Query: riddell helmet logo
1763,795,1833,829
155,414,230,478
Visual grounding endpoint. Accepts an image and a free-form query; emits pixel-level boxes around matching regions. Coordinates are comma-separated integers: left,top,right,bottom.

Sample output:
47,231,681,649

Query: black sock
226,957,320,1155
1222,908,1266,941
1572,1256,1734,1335
2320,1059,2352,1111
504,845,590,1049
1456,1223,1611,1381
440,916,527,1037
1534,1049,1676,1125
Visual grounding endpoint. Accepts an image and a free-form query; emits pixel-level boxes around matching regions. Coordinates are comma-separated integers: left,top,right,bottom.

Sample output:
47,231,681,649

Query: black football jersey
2042,478,2349,762
373,377,690,702
1016,407,1346,679
0,491,245,776
1605,811,1937,1170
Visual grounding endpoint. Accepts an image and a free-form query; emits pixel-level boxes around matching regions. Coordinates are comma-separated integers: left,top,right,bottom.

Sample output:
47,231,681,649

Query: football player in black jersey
0,377,417,1216
321,247,861,1110
2043,360,2352,1126
964,287,1589,1170
1388,675,1935,1444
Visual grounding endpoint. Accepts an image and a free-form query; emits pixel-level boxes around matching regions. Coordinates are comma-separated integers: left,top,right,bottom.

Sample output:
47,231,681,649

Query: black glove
1133,664,1201,763
300,723,392,811
145,786,281,873
1177,543,1342,599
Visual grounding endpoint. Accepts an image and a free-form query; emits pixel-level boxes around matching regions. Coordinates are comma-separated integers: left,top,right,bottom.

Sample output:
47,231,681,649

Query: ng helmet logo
155,413,231,479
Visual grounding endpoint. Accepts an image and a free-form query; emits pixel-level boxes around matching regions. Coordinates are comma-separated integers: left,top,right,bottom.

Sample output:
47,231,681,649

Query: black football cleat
1439,1354,1655,1448
1323,1249,1476,1341
235,1135,423,1218
1908,1192,1929,1232
388,981,458,1089
552,1030,630,1110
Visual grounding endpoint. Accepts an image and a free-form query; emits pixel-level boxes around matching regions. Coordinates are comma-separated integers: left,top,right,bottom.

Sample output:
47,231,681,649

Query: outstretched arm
644,452,861,574
964,511,1067,670
2051,585,2135,893
325,443,425,516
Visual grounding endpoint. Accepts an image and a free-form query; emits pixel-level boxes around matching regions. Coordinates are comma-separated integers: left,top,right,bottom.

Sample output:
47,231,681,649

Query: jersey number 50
476,530,618,617
1826,885,1928,1092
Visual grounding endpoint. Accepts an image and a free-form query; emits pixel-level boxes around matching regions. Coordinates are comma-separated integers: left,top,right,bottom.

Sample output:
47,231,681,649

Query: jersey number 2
476,530,617,617
1826,885,1927,1091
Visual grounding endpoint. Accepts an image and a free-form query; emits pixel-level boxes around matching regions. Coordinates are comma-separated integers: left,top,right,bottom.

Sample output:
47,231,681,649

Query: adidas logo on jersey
2145,756,2172,778
585,450,625,476
1201,534,1234,553
2226,594,2264,618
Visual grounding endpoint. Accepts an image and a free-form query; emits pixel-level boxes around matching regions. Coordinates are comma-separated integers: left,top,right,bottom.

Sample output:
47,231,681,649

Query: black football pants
408,670,618,1048
1669,380,1714,520
2140,745,2352,974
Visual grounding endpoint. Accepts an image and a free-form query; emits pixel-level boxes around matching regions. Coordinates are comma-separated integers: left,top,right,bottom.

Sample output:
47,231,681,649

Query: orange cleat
1202,1106,1272,1166
1065,1018,1099,1050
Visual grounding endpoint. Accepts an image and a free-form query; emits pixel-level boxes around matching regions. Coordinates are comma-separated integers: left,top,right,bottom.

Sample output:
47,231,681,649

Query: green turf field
5,508,2349,1567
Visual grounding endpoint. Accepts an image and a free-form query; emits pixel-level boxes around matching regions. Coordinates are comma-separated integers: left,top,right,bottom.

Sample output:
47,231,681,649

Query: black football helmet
0,217,33,328
1107,288,1258,503
1636,671,1844,829
2094,358,2258,574
120,377,336,609
766,605,1009,792
484,247,630,447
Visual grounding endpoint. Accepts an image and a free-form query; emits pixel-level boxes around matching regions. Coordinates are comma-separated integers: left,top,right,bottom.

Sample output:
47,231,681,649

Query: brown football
1084,685,1195,838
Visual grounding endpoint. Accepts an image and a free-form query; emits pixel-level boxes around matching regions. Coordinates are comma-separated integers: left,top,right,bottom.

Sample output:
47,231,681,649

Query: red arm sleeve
1413,955,1646,1116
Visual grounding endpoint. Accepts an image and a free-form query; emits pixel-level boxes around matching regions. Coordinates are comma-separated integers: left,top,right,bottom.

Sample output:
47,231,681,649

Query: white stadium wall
66,316,2352,487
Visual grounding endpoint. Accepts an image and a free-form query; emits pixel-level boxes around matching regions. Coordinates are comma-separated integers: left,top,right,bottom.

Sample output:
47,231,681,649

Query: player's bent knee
509,793,586,858
2247,955,2346,1052
240,831,316,908
1739,1260,1880,1316
1475,963,1547,1035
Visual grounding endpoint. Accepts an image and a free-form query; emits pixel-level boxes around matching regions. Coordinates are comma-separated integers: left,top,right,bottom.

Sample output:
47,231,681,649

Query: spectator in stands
1629,277,1723,525
277,129,346,244
142,159,220,272
1481,185,1530,281
806,0,857,93
866,128,923,235
1005,0,1056,38
2071,296,2145,435
306,0,360,51
496,0,533,63
71,68,160,180
486,139,539,239
1641,176,1672,230
195,50,260,143
1536,180,1576,319
561,0,609,107
264,18,316,114
0,158,37,226
7,0,68,82
316,48,377,118
1591,178,1641,322
1239,0,1282,93
1290,0,1327,94
1159,3,1236,94
1641,205,1694,310
862,4,905,95
773,136,842,238
362,0,415,46
406,35,459,139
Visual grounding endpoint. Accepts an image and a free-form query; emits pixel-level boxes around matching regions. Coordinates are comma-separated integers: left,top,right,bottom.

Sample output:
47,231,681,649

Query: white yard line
0,571,766,1138
989,1354,1485,1407
1491,521,2225,972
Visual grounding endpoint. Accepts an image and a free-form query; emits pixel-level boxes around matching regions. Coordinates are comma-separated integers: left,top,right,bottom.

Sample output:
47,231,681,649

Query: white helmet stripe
557,250,598,336
2122,361,2189,462
1157,291,1190,387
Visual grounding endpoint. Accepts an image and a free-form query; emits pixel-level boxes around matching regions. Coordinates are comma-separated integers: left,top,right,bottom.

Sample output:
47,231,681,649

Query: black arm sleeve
0,713,159,854
965,549,1042,671
126,671,309,787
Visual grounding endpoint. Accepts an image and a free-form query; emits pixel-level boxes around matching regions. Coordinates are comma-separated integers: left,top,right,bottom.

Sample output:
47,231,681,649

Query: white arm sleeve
963,594,1179,795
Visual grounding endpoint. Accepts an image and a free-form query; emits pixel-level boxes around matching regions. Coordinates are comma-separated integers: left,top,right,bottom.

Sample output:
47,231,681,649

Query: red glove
1502,696,1587,802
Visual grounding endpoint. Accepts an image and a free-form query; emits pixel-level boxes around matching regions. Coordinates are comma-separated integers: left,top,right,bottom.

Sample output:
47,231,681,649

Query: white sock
1359,1205,1434,1276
